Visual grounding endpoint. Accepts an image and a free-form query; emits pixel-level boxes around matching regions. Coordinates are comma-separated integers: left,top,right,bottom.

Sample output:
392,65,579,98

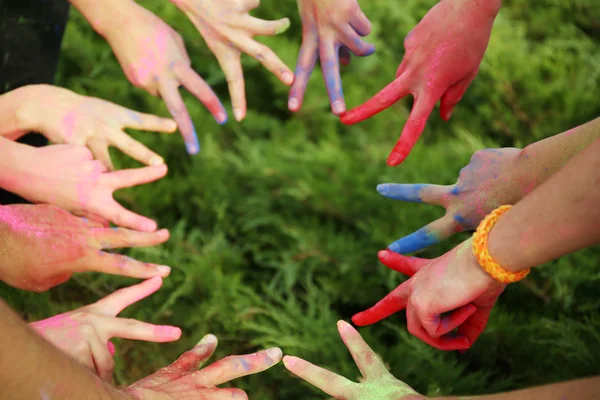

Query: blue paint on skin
452,214,469,227
451,186,461,196
388,227,439,254
377,183,429,203
185,126,201,155
128,110,143,124
239,358,251,372
321,58,343,103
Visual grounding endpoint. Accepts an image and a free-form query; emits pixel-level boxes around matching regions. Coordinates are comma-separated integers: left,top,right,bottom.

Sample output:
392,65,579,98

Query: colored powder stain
388,227,439,254
451,186,461,196
40,390,50,400
452,214,469,227
361,380,418,399
239,358,251,372
128,110,143,124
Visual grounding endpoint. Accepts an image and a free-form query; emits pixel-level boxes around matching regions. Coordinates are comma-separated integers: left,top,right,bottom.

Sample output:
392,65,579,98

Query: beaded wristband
472,205,530,284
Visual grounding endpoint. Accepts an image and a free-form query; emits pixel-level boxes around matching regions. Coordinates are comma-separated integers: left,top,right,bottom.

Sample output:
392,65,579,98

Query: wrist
486,208,532,273
69,0,135,38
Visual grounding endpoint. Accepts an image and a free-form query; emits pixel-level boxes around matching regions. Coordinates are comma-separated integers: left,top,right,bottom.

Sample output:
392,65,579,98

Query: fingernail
196,334,217,348
388,243,400,253
282,355,296,368
387,152,402,166
337,320,352,331
186,142,199,155
288,97,299,111
157,229,169,237
166,120,178,131
376,184,388,195
377,250,388,260
150,156,164,166
275,18,291,35
144,220,158,232
234,108,244,122
332,100,345,116
266,347,283,362
282,72,294,86
216,111,228,125
157,265,171,275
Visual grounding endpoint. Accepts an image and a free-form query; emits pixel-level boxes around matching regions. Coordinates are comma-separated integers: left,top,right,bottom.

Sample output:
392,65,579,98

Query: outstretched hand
341,0,502,166
283,320,425,399
0,204,171,292
352,240,505,351
125,334,283,399
289,0,375,116
171,0,294,122
379,148,524,254
103,1,227,154
31,277,181,381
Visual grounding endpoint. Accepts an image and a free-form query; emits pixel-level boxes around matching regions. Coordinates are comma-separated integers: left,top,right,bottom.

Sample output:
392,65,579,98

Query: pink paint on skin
61,111,77,141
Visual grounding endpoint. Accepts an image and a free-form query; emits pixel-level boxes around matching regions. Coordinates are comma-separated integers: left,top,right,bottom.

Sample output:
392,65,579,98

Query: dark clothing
0,0,70,204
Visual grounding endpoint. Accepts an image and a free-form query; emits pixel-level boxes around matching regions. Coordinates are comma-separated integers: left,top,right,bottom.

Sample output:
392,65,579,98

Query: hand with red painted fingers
169,0,294,122
0,204,171,292
289,0,375,116
352,239,505,351
5,84,177,170
124,334,283,399
379,148,524,254
30,277,181,381
283,320,425,399
0,140,166,232
98,1,227,155
341,0,503,166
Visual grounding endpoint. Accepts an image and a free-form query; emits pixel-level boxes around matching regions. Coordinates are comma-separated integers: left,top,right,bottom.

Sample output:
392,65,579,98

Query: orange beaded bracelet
472,205,530,284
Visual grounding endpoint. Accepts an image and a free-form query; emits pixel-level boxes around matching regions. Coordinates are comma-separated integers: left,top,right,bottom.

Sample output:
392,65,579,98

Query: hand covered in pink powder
170,0,294,122
283,320,425,399
125,334,283,399
378,147,525,254
102,1,227,154
0,203,171,292
289,0,375,116
7,85,176,170
353,239,505,351
341,0,502,166
0,141,167,231
30,277,181,381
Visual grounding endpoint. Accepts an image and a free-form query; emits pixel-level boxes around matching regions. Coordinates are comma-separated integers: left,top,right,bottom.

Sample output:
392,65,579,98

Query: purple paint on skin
239,358,252,372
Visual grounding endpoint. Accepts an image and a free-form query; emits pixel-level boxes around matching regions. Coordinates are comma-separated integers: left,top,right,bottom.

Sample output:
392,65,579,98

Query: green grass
1,0,600,398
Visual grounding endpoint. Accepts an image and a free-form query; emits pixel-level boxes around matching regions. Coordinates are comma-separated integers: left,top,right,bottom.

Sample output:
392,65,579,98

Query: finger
100,200,158,232
337,320,388,379
457,306,494,347
107,341,116,357
440,72,477,122
350,8,372,36
111,131,164,167
387,216,458,254
92,227,169,250
352,281,410,326
122,108,178,133
158,78,200,155
429,304,478,338
238,37,294,86
88,332,115,381
87,137,114,171
172,62,227,125
377,250,428,277
98,316,181,343
288,31,318,112
78,212,110,228
169,334,218,375
339,46,351,66
376,183,452,206
193,348,283,387
195,389,248,400
92,276,164,316
102,164,167,190
320,40,345,115
79,251,171,279
282,355,355,398
387,91,439,166
80,217,104,229
340,24,375,57
216,50,246,122
340,73,411,124
406,300,470,351
243,16,291,36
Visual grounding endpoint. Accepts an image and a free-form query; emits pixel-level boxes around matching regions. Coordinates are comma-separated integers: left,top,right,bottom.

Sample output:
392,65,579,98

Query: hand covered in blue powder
289,0,375,116
380,147,525,254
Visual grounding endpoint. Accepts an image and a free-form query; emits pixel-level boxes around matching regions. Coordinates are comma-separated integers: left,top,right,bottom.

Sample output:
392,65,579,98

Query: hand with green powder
283,320,425,400
169,0,294,122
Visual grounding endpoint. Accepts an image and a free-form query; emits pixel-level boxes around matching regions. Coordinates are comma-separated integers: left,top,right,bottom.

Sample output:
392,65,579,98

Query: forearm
0,137,31,193
0,300,131,400
433,376,600,400
68,0,133,38
488,136,600,272
0,86,34,141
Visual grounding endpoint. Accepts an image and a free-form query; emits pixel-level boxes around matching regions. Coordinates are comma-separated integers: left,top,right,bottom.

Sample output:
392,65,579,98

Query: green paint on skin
358,376,420,399
275,18,291,35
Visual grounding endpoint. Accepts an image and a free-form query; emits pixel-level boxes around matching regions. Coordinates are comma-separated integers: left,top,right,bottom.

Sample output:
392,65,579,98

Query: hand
30,277,181,381
3,143,167,231
352,239,505,351
125,334,283,399
379,147,524,254
171,0,294,122
341,0,502,166
13,85,177,170
0,204,171,292
289,0,375,116
103,1,227,154
283,320,425,399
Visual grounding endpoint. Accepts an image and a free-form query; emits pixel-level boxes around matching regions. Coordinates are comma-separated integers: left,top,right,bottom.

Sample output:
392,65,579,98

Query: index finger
387,216,458,254
320,40,345,116
92,276,163,316
352,280,410,326
377,183,452,206
91,227,169,250
192,348,282,387
158,78,200,155
102,164,167,190
282,355,356,398
340,73,411,124
337,320,388,380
